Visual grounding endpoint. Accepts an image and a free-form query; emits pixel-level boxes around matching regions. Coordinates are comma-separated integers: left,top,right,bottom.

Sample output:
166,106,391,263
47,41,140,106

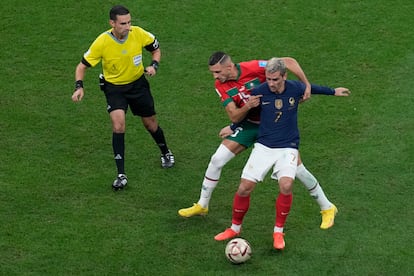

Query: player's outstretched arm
334,87,351,96
310,84,350,97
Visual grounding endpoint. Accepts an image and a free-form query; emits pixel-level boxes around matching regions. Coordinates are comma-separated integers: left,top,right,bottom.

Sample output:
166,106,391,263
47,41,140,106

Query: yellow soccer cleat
320,204,338,229
178,203,208,218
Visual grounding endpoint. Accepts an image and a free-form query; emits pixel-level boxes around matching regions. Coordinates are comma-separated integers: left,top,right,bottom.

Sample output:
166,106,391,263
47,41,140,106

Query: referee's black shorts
103,75,156,117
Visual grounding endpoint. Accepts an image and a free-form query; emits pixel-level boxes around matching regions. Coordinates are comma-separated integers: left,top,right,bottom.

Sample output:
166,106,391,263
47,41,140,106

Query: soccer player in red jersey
215,57,320,249
179,52,350,230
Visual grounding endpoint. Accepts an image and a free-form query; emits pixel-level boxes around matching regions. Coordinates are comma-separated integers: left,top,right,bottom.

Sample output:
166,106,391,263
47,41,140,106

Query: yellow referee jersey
83,26,156,85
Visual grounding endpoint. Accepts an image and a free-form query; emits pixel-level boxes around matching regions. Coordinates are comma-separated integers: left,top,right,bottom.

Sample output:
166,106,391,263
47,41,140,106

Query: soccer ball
225,238,252,264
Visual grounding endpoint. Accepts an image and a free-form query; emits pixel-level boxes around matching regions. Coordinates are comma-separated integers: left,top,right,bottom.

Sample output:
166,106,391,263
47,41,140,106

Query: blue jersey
251,80,305,149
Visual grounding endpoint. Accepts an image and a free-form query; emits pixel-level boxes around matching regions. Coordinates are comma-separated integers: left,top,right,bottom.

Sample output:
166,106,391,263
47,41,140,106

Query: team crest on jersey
275,99,283,109
289,97,295,106
245,78,261,90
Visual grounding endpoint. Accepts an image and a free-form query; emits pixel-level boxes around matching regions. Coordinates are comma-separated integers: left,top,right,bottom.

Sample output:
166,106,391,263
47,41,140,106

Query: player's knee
209,152,228,169
209,144,235,169
278,177,294,193
237,178,256,196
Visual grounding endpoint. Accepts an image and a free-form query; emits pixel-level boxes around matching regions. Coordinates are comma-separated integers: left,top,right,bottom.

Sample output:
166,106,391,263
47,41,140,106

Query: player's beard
120,31,129,39
113,29,129,40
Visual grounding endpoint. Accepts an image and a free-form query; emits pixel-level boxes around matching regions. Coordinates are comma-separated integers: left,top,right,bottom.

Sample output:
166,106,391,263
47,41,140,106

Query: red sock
275,193,293,228
232,193,250,225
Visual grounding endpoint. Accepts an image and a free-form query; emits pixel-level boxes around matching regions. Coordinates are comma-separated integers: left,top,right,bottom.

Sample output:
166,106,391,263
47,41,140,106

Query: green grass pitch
1,0,413,274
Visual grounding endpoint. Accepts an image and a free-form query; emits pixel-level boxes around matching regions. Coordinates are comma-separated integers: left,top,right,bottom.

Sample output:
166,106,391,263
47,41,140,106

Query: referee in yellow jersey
72,5,174,190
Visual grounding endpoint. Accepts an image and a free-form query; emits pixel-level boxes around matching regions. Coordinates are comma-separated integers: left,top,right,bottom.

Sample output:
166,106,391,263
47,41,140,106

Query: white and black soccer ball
225,238,252,264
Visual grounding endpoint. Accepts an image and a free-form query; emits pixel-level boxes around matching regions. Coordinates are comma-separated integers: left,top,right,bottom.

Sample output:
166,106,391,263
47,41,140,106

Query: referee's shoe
161,150,175,168
112,174,128,191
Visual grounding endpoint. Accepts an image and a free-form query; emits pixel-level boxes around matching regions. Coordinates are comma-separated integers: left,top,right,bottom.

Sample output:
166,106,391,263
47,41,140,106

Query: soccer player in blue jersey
214,57,314,250
179,52,349,230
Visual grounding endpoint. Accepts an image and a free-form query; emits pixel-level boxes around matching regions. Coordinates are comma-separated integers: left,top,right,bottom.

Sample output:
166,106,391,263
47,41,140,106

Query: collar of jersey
107,31,129,44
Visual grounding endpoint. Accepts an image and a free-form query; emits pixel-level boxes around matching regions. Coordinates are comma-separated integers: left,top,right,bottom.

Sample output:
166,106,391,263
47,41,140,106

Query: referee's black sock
112,132,125,174
149,126,169,154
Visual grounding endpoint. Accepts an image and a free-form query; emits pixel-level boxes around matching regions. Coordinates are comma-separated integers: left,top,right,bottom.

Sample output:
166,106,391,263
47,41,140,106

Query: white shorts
241,143,298,182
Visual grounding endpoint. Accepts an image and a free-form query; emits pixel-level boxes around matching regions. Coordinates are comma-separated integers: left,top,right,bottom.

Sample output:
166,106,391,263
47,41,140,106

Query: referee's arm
144,38,161,76
145,48,160,76
72,62,89,102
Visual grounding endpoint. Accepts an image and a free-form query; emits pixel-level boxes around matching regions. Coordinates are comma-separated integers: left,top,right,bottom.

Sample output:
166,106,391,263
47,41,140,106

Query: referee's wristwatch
74,80,83,91
150,60,159,71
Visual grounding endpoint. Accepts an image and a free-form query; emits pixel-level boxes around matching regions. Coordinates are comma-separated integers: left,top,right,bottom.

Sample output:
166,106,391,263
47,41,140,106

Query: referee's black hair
110,5,130,20
209,51,229,66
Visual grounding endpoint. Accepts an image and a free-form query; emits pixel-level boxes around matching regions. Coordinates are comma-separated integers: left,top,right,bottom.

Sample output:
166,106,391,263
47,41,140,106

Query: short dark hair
208,51,229,66
110,5,130,21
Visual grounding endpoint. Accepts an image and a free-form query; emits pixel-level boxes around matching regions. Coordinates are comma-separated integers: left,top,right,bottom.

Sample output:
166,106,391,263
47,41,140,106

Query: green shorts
225,121,259,148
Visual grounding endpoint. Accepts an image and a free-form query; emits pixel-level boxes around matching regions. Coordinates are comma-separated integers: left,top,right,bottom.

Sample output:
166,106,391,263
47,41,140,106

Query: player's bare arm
281,57,311,100
224,95,262,123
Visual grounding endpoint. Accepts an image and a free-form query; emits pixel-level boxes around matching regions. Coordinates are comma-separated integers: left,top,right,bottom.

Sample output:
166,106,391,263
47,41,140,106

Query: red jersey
215,60,267,122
